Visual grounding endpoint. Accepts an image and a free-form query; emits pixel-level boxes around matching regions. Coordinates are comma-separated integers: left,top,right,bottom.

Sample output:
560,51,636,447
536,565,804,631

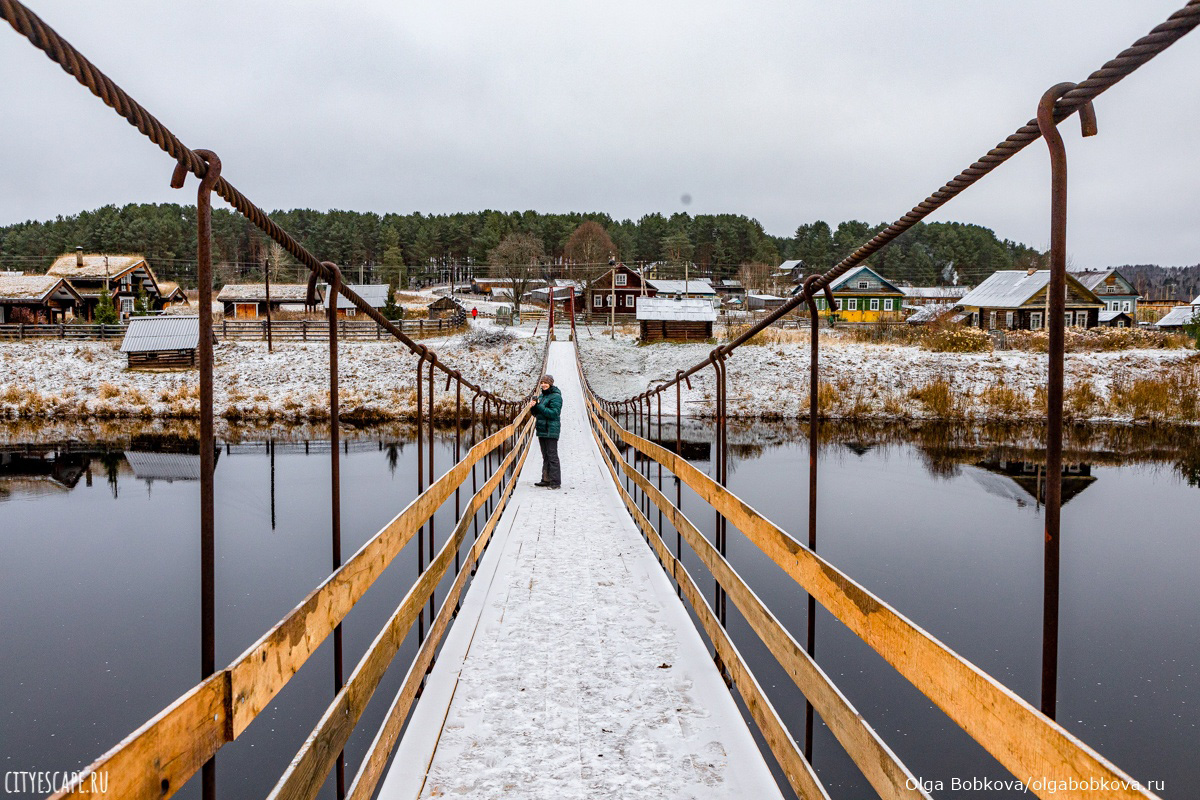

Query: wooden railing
49,411,535,800
576,355,1160,800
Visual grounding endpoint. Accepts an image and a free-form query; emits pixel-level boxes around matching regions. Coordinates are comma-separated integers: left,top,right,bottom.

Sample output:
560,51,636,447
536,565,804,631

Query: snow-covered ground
0,319,544,421
576,328,1199,424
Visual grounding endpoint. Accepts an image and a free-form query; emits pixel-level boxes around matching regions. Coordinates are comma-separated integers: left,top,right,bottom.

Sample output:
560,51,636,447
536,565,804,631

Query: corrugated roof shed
217,284,313,303
125,451,203,481
48,253,148,279
636,296,717,322
646,279,717,296
901,286,970,299
325,284,390,309
1155,305,1200,328
120,316,200,353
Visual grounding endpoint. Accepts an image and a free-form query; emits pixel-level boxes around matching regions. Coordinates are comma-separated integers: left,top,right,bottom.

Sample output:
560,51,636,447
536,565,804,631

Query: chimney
75,246,83,267
1027,267,1036,276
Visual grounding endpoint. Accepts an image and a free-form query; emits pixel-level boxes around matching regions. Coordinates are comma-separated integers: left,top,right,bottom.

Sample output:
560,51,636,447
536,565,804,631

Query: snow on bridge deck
379,340,782,800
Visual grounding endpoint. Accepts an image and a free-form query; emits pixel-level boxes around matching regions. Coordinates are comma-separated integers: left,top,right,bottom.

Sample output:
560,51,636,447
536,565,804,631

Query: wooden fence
0,313,467,343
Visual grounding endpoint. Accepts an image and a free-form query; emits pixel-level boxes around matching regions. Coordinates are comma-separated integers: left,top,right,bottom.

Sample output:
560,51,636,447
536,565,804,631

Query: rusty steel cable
579,0,1200,404
0,0,531,407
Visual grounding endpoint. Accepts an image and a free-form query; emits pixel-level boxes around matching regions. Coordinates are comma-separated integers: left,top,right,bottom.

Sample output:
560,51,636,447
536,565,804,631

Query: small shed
1155,305,1199,329
636,296,716,342
746,293,786,311
120,315,200,368
1097,310,1134,328
218,284,316,318
428,295,464,319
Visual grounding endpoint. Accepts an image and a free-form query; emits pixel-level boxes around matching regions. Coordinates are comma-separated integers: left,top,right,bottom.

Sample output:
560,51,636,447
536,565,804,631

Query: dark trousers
539,436,561,486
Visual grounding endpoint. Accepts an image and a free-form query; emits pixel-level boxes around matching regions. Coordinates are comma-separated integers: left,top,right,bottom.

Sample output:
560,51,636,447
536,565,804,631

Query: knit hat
540,374,555,385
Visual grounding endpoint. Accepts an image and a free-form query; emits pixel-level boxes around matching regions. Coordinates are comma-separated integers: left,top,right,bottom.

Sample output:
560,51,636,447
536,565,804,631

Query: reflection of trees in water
99,452,123,499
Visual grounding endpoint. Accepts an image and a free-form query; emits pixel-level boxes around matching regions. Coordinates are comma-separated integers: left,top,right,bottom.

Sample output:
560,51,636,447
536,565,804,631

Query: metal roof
958,270,1100,309
125,451,203,481
747,293,783,300
1155,305,1199,327
636,296,717,322
325,283,390,309
646,279,716,296
217,283,313,303
1097,310,1131,323
120,315,200,352
900,286,970,299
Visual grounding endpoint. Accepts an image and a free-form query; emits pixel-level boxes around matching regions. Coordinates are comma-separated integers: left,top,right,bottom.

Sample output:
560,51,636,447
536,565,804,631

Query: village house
900,286,971,306
0,274,84,323
712,279,745,300
587,263,654,315
325,283,389,318
46,249,164,320
427,295,464,319
1154,294,1200,329
119,315,199,368
746,293,787,311
799,265,906,323
636,296,716,342
1068,268,1140,317
646,278,719,306
157,281,189,308
956,270,1104,330
217,283,318,318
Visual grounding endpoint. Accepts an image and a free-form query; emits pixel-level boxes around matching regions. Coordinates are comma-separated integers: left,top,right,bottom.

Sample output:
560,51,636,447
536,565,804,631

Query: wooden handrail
585,395,1160,800
50,408,532,800
270,419,535,800
588,412,829,800
586,399,928,800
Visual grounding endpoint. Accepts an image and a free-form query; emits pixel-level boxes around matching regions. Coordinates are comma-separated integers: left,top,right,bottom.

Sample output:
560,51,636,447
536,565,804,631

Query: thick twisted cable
0,0,521,404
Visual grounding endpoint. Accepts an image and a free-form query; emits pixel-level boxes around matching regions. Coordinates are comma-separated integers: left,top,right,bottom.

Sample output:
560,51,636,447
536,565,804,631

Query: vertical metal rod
427,357,436,624
656,392,663,540
800,276,823,762
454,378,462,577
415,352,426,643
324,261,346,800
269,439,276,531
1036,84,1095,719
265,251,273,353
173,150,221,800
675,373,685,588
471,393,480,542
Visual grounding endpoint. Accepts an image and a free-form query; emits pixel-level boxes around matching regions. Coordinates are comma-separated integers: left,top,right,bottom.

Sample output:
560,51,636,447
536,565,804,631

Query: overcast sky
2,0,1197,267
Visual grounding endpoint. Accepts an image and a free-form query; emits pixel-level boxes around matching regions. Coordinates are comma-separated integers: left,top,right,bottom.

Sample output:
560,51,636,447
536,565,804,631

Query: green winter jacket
530,385,562,439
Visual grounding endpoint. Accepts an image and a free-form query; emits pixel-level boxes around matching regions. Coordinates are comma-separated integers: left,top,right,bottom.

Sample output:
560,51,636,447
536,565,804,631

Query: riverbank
577,329,1200,425
0,326,543,422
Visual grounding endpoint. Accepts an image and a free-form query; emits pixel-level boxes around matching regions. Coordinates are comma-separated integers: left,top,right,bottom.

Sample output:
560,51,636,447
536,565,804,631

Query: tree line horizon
1,203,1196,299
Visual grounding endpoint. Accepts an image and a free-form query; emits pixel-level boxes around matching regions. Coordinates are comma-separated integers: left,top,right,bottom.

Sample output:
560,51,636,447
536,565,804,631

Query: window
625,294,635,307
1030,312,1043,330
858,280,869,289
120,297,134,315
615,273,627,287
846,298,857,311
594,295,602,307
1076,311,1088,327
1122,300,1131,312
988,311,997,330
884,298,893,311
1006,311,1015,328
606,295,612,306
834,299,843,311
816,298,825,310
870,298,879,311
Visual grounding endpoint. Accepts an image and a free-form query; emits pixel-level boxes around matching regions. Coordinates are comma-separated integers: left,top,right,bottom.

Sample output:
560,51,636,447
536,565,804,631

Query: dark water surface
2,420,1197,798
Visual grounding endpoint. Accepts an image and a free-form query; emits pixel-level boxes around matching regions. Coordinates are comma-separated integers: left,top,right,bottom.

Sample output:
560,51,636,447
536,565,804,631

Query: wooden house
1155,298,1200,329
900,286,970,306
217,284,317,318
427,295,464,319
587,263,654,316
1097,310,1134,328
158,281,189,308
1069,268,1140,317
636,296,716,342
956,270,1104,330
746,293,786,311
46,250,163,321
120,316,199,368
646,278,718,305
0,274,84,323
325,283,389,318
801,265,905,323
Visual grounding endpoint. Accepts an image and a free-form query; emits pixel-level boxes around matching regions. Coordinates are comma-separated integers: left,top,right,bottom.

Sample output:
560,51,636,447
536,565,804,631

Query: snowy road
379,340,782,800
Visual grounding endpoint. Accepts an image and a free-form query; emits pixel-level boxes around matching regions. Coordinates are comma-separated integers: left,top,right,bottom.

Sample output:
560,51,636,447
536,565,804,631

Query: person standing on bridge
529,374,562,489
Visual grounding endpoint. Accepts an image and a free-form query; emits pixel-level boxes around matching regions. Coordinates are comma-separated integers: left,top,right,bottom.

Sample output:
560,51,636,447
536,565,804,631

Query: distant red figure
471,307,478,319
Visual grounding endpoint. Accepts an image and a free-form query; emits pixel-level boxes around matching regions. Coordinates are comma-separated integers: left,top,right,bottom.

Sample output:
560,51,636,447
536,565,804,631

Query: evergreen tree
95,288,118,325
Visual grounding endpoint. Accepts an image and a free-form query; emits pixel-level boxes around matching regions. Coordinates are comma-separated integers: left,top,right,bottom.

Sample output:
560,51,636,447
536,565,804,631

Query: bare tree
737,262,774,294
489,232,545,320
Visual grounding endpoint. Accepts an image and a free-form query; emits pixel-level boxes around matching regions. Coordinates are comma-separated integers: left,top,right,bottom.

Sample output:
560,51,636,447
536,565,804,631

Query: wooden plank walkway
378,340,782,800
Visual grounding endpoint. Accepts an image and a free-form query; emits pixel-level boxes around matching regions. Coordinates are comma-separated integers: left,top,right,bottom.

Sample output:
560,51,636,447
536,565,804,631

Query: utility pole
609,255,616,339
265,255,273,353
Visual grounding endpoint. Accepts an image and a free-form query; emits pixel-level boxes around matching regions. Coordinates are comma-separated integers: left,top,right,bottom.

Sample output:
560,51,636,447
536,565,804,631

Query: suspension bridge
4,0,1198,797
